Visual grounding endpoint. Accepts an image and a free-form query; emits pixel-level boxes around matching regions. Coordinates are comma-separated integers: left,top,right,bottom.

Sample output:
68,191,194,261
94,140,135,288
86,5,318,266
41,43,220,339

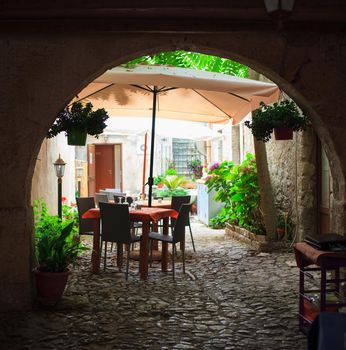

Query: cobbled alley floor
0,217,307,349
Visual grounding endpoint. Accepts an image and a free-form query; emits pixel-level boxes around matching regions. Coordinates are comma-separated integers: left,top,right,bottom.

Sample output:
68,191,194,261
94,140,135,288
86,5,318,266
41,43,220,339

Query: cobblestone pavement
0,218,307,349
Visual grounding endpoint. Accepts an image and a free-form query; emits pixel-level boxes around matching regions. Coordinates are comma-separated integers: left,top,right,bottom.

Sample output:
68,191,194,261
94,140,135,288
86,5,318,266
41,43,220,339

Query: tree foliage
124,50,248,78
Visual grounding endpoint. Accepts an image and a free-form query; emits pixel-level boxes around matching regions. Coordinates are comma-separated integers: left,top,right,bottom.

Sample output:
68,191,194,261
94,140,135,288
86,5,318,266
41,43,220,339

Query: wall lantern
54,154,66,218
54,154,66,178
264,0,295,28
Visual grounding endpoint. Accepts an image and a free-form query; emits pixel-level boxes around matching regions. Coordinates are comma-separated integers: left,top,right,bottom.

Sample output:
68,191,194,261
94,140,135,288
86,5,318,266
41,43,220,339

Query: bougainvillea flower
209,162,220,171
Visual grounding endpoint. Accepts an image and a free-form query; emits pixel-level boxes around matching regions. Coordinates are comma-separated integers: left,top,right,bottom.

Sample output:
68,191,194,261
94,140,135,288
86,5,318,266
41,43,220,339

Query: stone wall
265,126,317,242
1,7,346,311
266,130,297,221
31,136,76,213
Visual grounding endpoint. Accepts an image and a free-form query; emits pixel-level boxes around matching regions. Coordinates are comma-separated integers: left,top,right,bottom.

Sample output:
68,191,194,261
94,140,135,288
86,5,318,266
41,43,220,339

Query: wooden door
95,144,115,193
87,144,96,197
317,142,331,234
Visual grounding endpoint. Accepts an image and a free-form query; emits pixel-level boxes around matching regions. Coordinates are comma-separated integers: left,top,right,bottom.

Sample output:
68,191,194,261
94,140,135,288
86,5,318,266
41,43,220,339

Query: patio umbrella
103,117,223,141
77,65,280,206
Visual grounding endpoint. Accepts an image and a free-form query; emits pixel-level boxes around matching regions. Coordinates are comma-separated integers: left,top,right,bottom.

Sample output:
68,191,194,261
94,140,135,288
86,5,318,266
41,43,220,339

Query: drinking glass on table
127,196,134,207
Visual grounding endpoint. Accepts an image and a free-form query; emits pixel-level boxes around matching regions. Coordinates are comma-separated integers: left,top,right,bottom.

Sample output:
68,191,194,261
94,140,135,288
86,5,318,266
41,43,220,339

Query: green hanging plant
245,100,310,142
47,102,109,145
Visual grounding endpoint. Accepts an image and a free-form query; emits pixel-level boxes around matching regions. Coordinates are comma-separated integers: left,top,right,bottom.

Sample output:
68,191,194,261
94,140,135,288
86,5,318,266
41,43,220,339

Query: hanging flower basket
274,127,293,141
245,100,309,142
67,128,87,146
47,102,109,145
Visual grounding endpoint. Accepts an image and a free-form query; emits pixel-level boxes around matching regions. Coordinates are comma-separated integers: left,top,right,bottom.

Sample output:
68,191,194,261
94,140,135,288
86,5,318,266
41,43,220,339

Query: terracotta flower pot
274,127,293,140
276,228,285,240
34,268,70,303
67,129,87,146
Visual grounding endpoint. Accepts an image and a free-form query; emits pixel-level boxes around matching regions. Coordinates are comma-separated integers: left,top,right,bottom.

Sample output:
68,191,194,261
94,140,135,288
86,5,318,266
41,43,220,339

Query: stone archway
1,30,345,310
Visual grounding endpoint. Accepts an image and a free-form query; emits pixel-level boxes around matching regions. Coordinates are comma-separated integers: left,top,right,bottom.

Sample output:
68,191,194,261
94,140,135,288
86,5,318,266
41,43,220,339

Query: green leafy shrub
165,168,177,176
62,203,79,234
245,100,309,142
156,188,189,198
154,174,165,185
33,199,87,272
161,175,188,191
206,154,265,234
155,175,189,198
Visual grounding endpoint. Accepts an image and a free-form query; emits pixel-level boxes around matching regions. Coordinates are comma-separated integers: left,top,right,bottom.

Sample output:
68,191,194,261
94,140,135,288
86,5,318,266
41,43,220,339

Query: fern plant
161,175,188,190
34,199,87,272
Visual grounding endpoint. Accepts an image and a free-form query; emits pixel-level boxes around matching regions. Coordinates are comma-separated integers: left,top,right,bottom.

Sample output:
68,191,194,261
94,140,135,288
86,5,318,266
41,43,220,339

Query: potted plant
33,200,87,303
245,100,309,142
188,159,203,180
47,101,109,146
155,175,189,198
276,212,292,240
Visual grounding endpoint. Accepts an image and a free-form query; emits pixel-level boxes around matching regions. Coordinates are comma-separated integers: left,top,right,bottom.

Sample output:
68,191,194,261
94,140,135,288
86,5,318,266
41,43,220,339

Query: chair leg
126,243,130,281
189,224,196,252
182,243,186,274
172,244,175,281
149,240,153,267
104,241,108,271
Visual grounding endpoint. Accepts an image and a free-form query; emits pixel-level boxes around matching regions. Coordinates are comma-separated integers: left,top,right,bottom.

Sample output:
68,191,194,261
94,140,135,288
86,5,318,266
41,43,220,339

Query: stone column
296,127,317,241
232,125,240,164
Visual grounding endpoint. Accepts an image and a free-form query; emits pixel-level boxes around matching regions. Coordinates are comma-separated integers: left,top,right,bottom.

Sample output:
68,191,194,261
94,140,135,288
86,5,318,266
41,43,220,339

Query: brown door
317,142,331,234
95,144,115,193
87,144,96,197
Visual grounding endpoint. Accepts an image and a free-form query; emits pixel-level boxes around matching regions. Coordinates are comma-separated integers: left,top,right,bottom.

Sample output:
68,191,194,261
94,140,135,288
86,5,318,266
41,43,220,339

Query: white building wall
31,134,75,214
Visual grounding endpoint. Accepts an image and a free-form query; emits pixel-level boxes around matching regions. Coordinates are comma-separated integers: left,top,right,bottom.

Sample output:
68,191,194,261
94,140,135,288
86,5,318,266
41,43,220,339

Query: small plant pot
274,127,293,141
67,129,87,146
277,228,285,240
34,268,70,303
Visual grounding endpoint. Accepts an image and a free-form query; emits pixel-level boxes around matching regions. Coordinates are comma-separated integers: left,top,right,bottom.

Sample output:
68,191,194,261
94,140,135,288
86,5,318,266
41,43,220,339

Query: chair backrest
172,204,192,244
114,195,125,204
99,202,132,244
171,195,191,226
171,195,191,210
95,193,109,206
100,189,127,201
76,197,95,235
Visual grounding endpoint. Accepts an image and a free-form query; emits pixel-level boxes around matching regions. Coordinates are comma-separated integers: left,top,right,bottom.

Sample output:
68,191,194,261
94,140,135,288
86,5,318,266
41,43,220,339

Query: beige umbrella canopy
77,64,280,125
77,65,280,205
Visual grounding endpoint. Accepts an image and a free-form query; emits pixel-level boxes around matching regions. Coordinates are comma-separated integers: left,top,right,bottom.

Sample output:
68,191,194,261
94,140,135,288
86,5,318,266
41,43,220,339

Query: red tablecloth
82,207,177,222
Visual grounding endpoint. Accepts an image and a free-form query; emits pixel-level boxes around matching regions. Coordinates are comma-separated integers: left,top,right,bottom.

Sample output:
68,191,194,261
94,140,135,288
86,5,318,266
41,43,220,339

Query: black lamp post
54,154,66,218
76,164,83,198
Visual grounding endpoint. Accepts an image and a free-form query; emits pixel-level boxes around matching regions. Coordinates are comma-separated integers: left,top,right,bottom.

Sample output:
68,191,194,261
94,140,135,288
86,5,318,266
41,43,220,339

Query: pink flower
209,162,220,171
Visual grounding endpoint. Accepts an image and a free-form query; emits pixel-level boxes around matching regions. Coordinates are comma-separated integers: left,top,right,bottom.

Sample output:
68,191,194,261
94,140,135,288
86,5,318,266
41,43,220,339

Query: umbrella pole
141,132,148,200
148,86,158,207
